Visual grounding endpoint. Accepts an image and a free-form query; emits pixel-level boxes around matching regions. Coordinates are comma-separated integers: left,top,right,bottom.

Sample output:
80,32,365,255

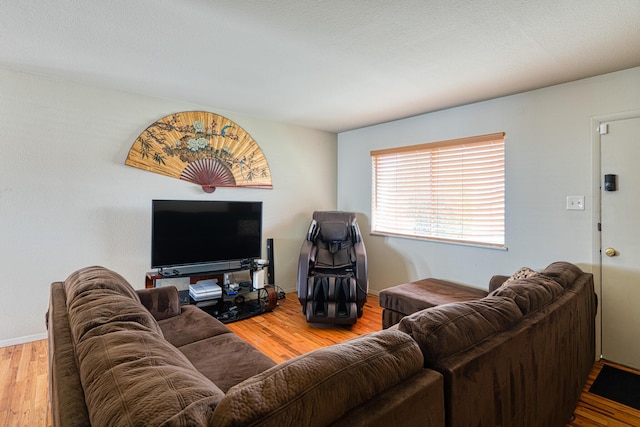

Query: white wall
338,67,640,292
0,68,337,345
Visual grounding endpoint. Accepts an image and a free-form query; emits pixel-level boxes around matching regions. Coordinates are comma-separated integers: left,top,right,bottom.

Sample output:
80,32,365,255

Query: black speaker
266,238,275,285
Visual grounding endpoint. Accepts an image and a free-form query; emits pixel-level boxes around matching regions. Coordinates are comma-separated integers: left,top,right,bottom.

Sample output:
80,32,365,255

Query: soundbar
159,260,243,277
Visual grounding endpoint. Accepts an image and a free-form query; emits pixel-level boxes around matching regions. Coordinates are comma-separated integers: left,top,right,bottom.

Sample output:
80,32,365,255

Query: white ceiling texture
1,0,639,133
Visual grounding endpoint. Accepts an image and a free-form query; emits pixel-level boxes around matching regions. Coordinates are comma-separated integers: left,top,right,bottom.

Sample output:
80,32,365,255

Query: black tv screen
151,200,262,270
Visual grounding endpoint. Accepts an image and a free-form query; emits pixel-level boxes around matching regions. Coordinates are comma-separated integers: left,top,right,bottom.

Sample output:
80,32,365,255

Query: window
371,132,505,248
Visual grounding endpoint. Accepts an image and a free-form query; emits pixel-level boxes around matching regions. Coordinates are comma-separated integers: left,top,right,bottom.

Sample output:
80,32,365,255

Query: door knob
604,247,617,257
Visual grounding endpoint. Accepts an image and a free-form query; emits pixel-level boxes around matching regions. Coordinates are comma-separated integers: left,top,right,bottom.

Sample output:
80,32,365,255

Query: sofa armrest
489,275,509,292
48,282,91,427
330,369,444,427
136,286,181,320
213,329,428,426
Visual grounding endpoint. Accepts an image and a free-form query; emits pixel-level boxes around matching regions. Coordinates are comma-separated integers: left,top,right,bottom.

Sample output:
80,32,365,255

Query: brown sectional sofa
47,261,596,426
394,261,597,427
47,266,444,426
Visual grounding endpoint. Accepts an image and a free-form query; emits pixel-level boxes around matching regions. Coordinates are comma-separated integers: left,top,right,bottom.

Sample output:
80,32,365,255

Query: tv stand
145,267,276,324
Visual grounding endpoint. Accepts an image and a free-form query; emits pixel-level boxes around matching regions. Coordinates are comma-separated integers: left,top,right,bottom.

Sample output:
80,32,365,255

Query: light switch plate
566,196,585,211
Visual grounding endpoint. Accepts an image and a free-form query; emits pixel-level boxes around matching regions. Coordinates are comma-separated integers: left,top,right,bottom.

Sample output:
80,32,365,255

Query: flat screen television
151,200,262,274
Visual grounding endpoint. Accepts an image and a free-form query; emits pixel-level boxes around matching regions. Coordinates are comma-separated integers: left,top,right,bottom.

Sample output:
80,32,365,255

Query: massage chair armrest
136,286,182,321
297,240,314,303
354,241,368,305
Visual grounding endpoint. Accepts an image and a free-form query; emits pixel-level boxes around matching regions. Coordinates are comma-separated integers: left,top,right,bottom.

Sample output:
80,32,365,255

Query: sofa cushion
67,291,165,342
65,265,140,303
64,266,164,342
541,261,583,288
158,304,233,348
490,275,565,314
76,329,224,427
212,329,424,426
488,275,509,292
398,296,522,365
137,286,182,320
179,333,276,393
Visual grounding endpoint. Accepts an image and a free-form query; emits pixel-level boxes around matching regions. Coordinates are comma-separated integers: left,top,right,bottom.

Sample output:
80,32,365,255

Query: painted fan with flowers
125,111,272,192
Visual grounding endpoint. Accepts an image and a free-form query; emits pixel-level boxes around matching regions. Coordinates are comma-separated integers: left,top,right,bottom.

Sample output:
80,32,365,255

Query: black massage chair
297,211,368,324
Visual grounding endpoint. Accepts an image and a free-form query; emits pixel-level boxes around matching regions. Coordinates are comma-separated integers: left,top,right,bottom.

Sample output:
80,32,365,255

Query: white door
600,116,640,369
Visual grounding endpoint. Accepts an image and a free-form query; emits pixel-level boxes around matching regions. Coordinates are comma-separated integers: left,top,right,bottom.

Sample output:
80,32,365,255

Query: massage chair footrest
305,301,358,324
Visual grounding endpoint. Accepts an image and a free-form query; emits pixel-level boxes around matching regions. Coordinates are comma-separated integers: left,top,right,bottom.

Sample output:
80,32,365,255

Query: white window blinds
371,132,505,247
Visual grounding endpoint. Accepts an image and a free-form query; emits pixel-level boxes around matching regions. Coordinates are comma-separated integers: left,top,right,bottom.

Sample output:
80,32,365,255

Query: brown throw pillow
137,286,182,320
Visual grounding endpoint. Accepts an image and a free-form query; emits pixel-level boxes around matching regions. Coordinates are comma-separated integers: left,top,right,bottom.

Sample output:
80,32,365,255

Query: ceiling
1,1,639,133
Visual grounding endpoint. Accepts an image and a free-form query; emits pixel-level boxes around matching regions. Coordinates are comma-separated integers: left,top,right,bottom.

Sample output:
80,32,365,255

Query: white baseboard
0,332,47,348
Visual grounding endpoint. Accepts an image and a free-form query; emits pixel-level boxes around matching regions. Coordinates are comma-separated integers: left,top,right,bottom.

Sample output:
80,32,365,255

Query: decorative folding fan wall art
125,111,272,192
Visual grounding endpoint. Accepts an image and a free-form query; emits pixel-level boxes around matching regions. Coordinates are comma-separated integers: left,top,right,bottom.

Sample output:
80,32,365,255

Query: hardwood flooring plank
226,294,383,363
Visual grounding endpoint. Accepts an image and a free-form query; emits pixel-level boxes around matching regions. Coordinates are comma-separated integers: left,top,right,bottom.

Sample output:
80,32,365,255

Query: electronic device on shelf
151,200,262,275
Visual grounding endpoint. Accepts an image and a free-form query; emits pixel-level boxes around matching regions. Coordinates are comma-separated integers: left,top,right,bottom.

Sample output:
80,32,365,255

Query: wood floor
1,293,639,426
